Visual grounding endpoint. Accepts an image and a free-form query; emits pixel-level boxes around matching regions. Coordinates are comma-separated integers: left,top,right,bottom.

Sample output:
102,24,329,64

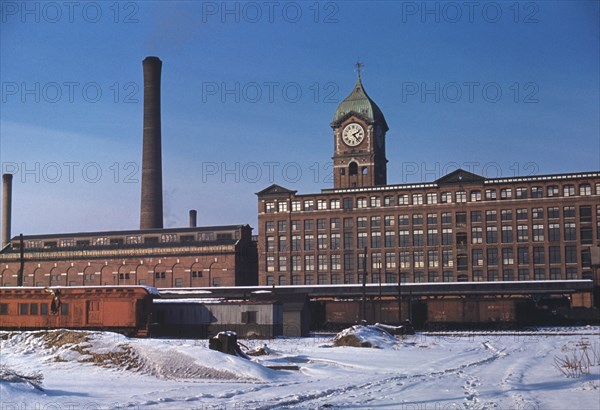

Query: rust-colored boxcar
0,286,155,337
426,298,518,328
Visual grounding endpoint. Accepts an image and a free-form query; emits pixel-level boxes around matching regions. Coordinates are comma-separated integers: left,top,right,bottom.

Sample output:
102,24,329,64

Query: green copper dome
331,73,388,131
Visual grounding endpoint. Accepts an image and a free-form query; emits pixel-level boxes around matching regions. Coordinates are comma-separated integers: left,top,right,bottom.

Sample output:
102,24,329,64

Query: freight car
0,286,156,337
320,299,411,330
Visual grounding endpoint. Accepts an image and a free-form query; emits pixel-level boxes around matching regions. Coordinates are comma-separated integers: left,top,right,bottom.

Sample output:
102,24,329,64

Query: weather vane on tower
355,60,364,79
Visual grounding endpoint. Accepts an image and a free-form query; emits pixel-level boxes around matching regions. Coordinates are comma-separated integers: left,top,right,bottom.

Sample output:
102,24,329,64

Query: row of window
21,232,236,250
264,267,585,285
0,302,67,316
265,246,591,273
266,222,597,253
264,205,599,234
263,183,600,213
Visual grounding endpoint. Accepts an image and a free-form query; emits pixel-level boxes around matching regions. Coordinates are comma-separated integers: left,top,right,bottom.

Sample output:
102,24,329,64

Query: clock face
342,123,365,147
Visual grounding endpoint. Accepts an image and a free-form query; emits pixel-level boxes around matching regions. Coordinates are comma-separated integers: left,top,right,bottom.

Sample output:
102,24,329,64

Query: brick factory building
257,71,600,290
0,225,257,287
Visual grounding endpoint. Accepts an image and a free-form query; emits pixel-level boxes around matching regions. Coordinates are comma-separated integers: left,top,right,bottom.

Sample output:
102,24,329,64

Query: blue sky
1,1,599,236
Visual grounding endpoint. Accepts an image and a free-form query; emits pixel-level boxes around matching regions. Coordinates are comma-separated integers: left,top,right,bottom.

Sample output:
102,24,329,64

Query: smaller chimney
2,174,13,247
189,209,197,228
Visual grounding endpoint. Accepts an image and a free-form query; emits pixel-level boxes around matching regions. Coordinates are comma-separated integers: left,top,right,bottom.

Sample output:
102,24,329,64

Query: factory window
516,187,528,199
174,278,183,287
343,232,353,249
442,228,453,245
304,200,314,211
414,271,425,283
428,250,438,268
412,194,423,205
331,274,341,284
487,270,499,281
385,252,396,269
456,232,467,246
192,270,203,278
563,185,575,197
487,249,498,266
398,214,409,226
357,217,367,228
161,234,177,243
330,199,341,209
44,241,57,248
290,235,301,252
384,196,395,206
400,251,410,269
317,274,328,284
357,232,368,249
291,201,301,212
517,225,528,242
500,188,512,200
501,226,513,243
549,268,561,280
472,270,484,282
398,194,409,205
0,303,8,315
456,212,466,224
441,212,452,225
470,190,482,202
547,185,559,197
265,202,275,213
580,206,592,222
472,249,483,266
486,210,497,222
581,227,593,244
443,271,453,282
330,233,341,250
212,278,221,287
126,235,142,245
317,234,327,250
278,221,287,232
317,219,327,230
292,275,301,285
426,213,437,225
279,256,287,272
427,229,438,246
533,247,545,264
266,237,275,252
426,193,438,204
242,311,257,324
566,268,577,280
547,207,560,219
278,275,286,285
317,199,327,210
503,269,514,281
440,192,452,203
532,208,544,219
291,220,300,231
428,271,439,282
516,209,528,221
344,253,354,271
442,250,453,267
532,224,544,242
304,235,315,251
413,229,424,246
485,189,497,200
59,239,75,248
502,248,514,265
266,276,274,286
291,256,302,272
398,230,410,247
413,214,423,225
518,269,529,281
413,251,424,268
548,223,560,242
579,184,592,196
371,216,381,228
564,206,576,218
278,202,288,212
343,273,354,284
518,247,529,265
304,220,314,231
534,268,545,280
357,197,367,208
266,256,275,272
304,255,315,271
501,210,512,221
155,272,166,279
384,215,395,227
119,273,130,280
471,211,482,223
456,191,467,203
531,186,543,198
549,246,561,264
371,196,381,207
331,254,341,270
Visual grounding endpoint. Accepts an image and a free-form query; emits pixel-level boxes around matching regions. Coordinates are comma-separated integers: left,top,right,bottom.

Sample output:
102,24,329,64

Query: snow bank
332,325,397,348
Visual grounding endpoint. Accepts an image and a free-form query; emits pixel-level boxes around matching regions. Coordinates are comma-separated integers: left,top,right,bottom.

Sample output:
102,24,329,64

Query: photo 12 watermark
1,82,140,104
401,82,539,104
399,1,540,24
200,81,340,104
199,1,339,24
1,162,140,184
0,1,140,24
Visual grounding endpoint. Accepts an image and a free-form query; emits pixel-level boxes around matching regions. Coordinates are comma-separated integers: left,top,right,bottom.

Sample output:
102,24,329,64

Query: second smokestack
189,209,197,228
140,56,164,229
1,174,13,247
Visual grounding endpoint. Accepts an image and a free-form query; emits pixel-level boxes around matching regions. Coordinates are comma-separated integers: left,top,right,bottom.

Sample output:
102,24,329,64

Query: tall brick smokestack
140,56,164,229
2,174,13,247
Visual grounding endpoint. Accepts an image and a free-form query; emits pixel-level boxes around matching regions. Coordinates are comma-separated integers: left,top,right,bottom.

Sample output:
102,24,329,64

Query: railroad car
0,286,156,337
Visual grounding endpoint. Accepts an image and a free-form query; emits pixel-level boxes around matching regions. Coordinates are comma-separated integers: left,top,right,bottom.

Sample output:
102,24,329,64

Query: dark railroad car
323,299,411,329
0,286,155,337
425,298,519,329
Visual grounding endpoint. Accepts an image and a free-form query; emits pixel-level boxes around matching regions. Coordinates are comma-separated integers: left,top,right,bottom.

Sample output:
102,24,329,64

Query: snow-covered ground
1,327,599,409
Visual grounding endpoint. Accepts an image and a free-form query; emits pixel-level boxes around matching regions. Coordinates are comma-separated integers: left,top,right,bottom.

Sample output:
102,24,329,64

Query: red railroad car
0,286,156,337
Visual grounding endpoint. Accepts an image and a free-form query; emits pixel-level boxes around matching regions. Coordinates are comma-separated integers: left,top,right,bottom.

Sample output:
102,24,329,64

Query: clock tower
331,64,389,189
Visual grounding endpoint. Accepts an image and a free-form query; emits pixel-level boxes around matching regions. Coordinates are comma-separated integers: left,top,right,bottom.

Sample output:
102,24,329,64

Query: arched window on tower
349,162,358,176
361,167,368,175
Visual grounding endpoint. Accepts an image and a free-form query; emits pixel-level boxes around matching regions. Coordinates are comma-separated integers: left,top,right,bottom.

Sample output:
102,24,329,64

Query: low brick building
0,225,257,288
